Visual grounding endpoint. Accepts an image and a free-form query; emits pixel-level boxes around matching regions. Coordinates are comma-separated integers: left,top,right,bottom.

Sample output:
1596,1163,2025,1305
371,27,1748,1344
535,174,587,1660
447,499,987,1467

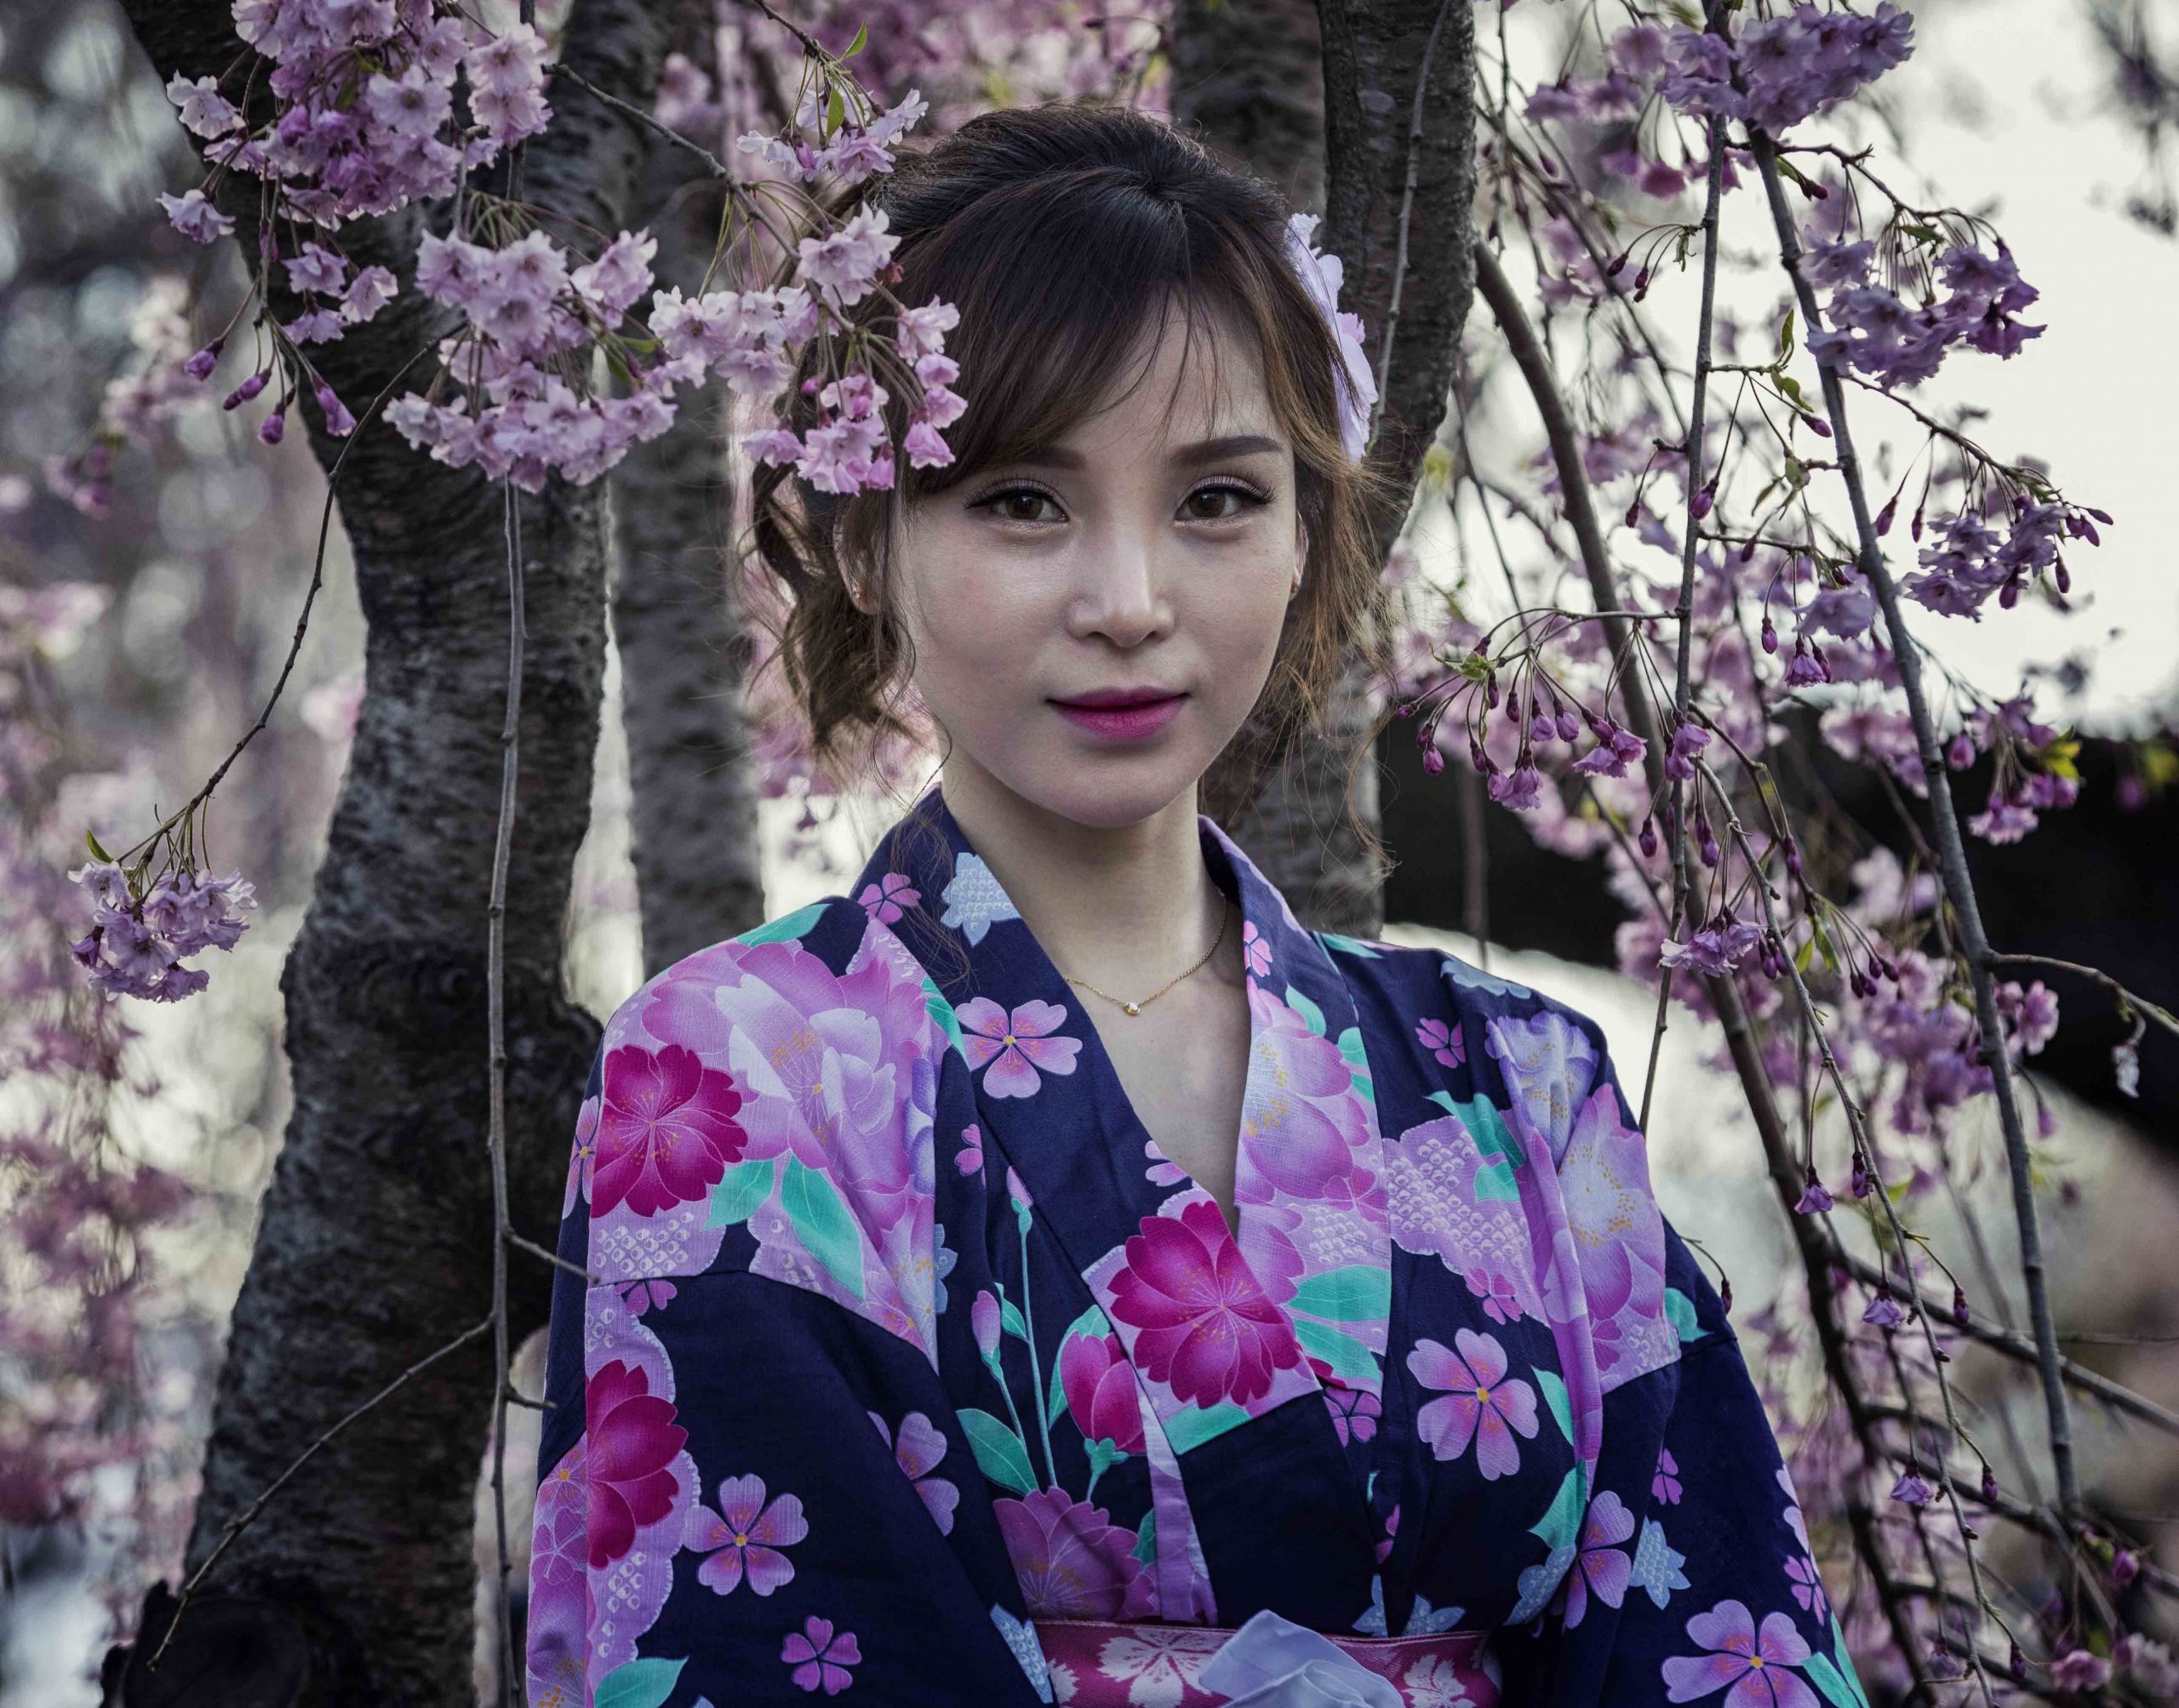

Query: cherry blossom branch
1744,122,2083,1521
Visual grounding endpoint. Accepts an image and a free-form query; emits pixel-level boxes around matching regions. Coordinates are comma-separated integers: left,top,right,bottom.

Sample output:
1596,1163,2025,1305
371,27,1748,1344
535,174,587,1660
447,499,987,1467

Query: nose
1066,527,1175,649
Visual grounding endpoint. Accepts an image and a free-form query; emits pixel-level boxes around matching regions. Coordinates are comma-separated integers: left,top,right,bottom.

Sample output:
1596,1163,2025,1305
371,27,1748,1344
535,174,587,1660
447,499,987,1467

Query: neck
935,762,1231,998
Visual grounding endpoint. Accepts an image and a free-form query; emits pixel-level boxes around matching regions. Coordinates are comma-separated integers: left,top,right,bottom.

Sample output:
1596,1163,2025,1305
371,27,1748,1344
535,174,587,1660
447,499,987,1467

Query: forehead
1037,294,1276,461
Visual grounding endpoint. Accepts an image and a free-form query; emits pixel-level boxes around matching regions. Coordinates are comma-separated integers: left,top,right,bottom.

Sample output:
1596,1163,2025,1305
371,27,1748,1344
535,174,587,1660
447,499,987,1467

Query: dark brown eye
1184,482,1271,523
970,484,1062,525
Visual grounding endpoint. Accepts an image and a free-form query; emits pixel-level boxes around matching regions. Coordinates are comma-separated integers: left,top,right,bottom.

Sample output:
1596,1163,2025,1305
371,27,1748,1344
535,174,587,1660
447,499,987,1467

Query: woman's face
877,302,1307,832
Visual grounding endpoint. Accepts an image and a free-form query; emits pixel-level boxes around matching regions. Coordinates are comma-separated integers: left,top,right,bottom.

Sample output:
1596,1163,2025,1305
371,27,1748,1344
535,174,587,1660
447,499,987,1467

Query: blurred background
2,0,2176,1700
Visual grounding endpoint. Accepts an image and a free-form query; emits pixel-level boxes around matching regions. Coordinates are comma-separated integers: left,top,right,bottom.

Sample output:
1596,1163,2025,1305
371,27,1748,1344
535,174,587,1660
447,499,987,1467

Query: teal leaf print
1803,1653,1863,1708
1284,984,1329,1037
1448,1092,1526,1167
706,1157,775,1228
781,1157,865,1300
1665,1287,1708,1343
959,1408,1038,1495
1334,1025,1374,1100
595,1656,687,1708
1132,1506,1158,1563
734,902,826,945
1294,1318,1380,1383
1000,1297,1029,1341
1530,1465,1586,1551
922,974,967,1060
1317,931,1384,959
1823,1618,1873,1708
1288,1262,1393,1324
1440,955,1533,1001
1426,1089,1460,1116
1164,1402,1250,1454
1536,1367,1574,1446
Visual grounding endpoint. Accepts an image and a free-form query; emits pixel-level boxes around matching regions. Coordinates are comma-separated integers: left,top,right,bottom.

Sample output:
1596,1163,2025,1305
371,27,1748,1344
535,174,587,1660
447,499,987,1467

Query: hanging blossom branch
1388,0,2176,1695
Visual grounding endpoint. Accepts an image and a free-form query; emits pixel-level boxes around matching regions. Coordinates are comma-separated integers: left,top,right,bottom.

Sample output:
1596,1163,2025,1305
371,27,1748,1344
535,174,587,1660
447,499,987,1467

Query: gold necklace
1059,891,1232,1017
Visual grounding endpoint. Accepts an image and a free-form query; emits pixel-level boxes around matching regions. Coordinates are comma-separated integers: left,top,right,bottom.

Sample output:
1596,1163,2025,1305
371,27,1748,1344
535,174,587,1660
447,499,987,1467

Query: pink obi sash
1033,1614,1498,1708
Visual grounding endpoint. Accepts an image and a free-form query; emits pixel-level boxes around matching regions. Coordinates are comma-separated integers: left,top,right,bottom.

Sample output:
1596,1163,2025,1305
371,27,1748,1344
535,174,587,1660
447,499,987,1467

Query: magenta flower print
857,870,920,924
1242,918,1273,978
685,1472,807,1595
1107,1198,1306,1408
584,1359,688,1568
869,1409,960,1534
1144,1137,1188,1187
1654,1445,1684,1505
1416,1015,1466,1070
592,1042,748,1218
957,997,1080,1099
993,1486,1155,1619
1564,1489,1636,1628
1661,1600,1817,1708
1059,1333,1147,1454
1318,1368,1381,1447
782,1614,861,1694
1408,1328,1540,1481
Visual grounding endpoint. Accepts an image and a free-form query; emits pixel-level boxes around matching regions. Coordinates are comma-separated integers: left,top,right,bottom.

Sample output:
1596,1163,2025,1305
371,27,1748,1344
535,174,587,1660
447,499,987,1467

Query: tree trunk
102,4,677,1704
610,121,769,974
1178,0,1476,936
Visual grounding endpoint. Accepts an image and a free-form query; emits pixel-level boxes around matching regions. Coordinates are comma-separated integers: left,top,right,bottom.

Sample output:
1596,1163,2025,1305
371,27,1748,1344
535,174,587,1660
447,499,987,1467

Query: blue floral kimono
524,785,1863,1708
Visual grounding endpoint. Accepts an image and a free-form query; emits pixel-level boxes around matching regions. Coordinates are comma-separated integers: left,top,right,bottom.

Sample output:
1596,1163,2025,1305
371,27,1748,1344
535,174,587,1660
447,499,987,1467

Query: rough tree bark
101,3,678,1704
1176,0,1475,936
609,26,769,974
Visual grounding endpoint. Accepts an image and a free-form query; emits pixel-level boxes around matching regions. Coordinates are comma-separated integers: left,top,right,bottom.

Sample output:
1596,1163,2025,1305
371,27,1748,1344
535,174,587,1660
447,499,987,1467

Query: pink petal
1453,1325,1508,1386
749,1491,807,1547
1405,1337,1477,1393
718,1472,768,1533
1582,1545,1632,1611
1664,1653,1753,1702
1008,999,1070,1038
955,997,1009,1039
1685,1600,1759,1658
1014,1033,1081,1074
917,1475,960,1535
980,1043,1041,1099
1755,1613,1812,1667
1492,1377,1541,1439
1473,1404,1522,1480
744,1543,797,1595
892,1411,948,1479
697,1543,746,1594
1417,1391,1480,1461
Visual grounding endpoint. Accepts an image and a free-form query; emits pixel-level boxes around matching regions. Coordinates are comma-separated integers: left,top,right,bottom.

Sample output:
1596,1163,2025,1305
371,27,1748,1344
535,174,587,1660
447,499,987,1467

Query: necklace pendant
1122,1001,1141,1016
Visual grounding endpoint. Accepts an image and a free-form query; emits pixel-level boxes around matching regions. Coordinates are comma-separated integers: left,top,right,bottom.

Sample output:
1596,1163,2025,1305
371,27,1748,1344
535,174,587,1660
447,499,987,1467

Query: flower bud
1421,745,1445,776
259,408,286,446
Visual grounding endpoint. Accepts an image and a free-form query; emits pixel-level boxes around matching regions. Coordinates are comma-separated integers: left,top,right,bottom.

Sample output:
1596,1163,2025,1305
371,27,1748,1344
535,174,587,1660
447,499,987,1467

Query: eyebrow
998,433,1288,473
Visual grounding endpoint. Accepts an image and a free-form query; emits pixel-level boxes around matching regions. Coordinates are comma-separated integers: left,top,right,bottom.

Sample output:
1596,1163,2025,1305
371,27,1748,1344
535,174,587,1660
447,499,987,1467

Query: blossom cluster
385,226,679,488
161,3,549,248
1800,238,2045,390
1901,498,2102,621
66,860,259,1004
43,279,209,517
1656,5,1916,136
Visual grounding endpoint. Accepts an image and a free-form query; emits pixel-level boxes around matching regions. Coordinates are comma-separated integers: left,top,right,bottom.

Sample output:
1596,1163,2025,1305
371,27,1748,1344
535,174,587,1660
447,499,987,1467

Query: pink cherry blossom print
1144,1137,1188,1187
1320,1372,1381,1447
958,997,1081,1099
956,1122,984,1174
1463,1265,1524,1325
1564,1489,1637,1627
1784,1555,1827,1621
562,1089,599,1216
1661,1600,1818,1708
1416,1015,1466,1070
686,1472,807,1595
857,871,920,924
869,1409,961,1534
992,1487,1155,1619
782,1614,861,1694
1654,1445,1684,1505
1059,1332,1147,1454
1107,1198,1305,1408
592,1042,748,1218
1408,1328,1541,1481
1242,918,1273,978
584,1358,688,1568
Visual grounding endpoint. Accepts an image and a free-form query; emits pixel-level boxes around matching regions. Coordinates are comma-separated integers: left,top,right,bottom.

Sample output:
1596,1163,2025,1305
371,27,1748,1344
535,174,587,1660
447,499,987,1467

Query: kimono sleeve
1486,1001,1867,1708
524,951,1055,1707
1585,1226,1870,1708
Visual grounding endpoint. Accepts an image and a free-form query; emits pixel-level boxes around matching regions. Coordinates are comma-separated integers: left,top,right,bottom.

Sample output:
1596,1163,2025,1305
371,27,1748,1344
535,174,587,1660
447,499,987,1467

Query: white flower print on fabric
940,851,1020,945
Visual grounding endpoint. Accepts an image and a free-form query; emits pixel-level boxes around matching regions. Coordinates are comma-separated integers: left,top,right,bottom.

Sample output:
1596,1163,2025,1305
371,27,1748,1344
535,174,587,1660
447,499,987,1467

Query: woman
525,102,1859,1708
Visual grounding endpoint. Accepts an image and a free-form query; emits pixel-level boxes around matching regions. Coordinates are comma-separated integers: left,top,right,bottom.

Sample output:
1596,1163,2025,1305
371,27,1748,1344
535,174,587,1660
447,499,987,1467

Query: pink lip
1051,693,1187,741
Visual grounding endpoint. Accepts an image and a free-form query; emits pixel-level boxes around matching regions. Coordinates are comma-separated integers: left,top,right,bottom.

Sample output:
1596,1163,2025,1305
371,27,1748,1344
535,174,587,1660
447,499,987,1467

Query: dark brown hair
742,99,1398,837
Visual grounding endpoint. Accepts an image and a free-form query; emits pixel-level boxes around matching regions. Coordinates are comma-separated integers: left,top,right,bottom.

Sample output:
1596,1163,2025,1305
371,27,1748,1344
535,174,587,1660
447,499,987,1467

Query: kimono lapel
847,787,1393,1464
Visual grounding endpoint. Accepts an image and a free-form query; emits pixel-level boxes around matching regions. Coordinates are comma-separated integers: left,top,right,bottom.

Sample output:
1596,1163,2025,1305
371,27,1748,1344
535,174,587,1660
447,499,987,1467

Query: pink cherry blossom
584,1359,686,1569
1409,1327,1540,1480
1661,1600,1818,1708
858,871,921,924
992,1487,1155,1619
1107,1198,1304,1408
869,1409,959,1534
781,1614,861,1694
957,997,1081,1099
685,1472,807,1595
591,1042,748,1217
1564,1489,1636,1627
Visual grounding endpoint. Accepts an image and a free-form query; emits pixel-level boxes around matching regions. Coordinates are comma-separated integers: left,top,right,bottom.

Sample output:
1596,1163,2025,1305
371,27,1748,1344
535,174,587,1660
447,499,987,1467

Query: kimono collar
846,784,1394,1461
